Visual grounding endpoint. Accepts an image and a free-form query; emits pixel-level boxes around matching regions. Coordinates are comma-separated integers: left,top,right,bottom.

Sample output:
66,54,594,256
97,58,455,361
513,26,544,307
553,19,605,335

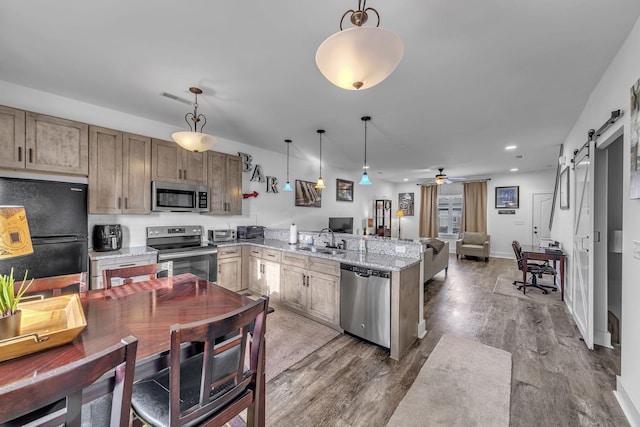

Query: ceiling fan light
171,131,217,153
283,181,293,192
316,26,404,90
435,176,446,185
359,171,371,185
315,177,326,189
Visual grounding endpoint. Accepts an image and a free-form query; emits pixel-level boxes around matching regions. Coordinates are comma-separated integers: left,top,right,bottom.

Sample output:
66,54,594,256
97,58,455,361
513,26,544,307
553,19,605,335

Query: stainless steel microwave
151,181,209,213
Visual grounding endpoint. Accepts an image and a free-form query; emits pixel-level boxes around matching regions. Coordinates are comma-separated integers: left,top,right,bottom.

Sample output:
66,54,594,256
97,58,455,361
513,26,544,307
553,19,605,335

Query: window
438,195,462,236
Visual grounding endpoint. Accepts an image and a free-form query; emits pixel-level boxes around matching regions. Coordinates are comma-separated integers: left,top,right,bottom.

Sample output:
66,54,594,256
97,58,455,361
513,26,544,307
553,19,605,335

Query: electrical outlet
396,246,406,254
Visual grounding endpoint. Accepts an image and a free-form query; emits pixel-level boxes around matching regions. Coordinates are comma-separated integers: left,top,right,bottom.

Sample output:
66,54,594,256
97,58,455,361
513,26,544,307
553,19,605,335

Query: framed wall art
495,186,519,209
336,179,353,202
398,192,414,216
295,180,322,207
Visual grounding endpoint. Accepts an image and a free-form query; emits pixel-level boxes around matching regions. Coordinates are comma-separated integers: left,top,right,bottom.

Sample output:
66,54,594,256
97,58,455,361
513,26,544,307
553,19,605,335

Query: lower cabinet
247,247,281,300
280,253,340,327
216,246,243,291
90,252,157,290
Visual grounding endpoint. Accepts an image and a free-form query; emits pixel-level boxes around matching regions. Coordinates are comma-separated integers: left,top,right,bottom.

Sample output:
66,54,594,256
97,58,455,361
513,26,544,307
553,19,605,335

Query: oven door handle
158,249,218,261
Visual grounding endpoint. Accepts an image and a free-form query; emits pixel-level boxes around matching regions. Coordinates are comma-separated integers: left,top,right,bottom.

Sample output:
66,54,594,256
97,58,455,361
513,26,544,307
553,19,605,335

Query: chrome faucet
318,228,336,248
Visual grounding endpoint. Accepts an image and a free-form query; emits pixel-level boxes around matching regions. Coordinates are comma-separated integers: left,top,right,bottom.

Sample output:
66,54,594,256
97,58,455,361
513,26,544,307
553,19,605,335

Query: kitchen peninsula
217,228,423,360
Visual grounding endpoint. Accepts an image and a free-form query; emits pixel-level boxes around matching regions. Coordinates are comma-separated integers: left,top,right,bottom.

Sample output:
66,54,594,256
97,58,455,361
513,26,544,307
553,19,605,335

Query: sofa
456,232,490,261
422,239,449,283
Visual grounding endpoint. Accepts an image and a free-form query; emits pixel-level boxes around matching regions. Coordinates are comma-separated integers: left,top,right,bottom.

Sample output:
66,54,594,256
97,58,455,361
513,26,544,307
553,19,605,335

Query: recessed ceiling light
403,178,409,181
510,168,518,172
505,145,517,150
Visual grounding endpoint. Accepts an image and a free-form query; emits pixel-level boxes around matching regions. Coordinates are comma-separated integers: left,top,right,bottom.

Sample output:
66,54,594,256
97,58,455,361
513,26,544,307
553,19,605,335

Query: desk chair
23,272,88,297
102,263,160,289
131,296,269,427
2,336,138,427
512,241,557,294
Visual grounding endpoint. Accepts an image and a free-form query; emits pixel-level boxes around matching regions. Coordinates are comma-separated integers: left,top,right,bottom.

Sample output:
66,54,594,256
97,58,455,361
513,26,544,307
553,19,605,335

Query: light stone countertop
215,238,421,272
88,245,158,261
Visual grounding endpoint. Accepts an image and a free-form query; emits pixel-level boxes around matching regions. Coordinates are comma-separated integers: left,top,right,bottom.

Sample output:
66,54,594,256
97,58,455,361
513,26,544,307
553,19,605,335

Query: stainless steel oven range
146,225,217,282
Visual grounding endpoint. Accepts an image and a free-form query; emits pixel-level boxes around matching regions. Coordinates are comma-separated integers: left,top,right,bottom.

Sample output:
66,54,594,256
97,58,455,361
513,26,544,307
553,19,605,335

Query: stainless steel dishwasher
340,263,391,348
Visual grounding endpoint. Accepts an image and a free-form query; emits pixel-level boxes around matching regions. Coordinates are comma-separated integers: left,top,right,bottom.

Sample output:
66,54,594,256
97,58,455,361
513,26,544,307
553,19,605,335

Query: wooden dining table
0,273,262,424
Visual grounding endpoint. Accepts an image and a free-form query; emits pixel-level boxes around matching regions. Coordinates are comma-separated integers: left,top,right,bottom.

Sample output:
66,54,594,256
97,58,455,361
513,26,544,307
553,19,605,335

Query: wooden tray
0,294,87,362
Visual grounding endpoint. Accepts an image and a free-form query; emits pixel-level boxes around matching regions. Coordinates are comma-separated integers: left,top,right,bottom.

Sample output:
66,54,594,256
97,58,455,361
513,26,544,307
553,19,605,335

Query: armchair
456,232,490,261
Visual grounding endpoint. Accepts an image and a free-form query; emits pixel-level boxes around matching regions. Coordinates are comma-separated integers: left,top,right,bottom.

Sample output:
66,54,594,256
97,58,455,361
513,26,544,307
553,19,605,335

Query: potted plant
0,268,33,340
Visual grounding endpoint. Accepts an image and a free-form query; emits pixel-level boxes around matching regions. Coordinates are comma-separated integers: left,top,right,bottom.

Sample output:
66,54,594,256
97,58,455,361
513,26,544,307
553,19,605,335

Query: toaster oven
208,229,236,243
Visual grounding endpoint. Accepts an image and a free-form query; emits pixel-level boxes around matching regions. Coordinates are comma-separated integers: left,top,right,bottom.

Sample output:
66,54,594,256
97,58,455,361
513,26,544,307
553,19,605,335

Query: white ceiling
1,1,639,183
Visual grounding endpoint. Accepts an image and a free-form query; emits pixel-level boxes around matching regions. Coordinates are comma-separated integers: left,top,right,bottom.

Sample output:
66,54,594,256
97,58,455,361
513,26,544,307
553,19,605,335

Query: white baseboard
594,329,613,349
615,376,640,427
418,319,427,339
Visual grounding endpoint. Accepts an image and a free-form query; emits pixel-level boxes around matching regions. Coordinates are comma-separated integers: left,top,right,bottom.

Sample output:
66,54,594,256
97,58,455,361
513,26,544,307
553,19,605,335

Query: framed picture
295,180,322,207
630,78,640,199
495,186,519,209
398,192,414,216
336,179,353,202
560,167,570,209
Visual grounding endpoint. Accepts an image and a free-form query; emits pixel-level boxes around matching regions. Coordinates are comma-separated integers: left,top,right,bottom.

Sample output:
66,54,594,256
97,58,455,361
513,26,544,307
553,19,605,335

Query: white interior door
532,193,553,246
573,143,595,349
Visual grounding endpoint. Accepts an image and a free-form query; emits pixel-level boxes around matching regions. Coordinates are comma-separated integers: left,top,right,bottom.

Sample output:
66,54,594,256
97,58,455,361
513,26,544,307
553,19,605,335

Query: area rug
386,334,512,427
492,276,564,306
265,303,340,383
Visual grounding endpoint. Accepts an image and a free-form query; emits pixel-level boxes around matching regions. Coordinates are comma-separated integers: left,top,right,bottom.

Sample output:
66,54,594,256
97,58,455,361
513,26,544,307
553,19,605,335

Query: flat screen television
329,217,353,234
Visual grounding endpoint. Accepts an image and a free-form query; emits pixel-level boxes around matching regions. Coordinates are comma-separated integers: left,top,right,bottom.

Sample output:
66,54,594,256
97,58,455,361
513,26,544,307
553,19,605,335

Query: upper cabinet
208,151,242,215
89,126,151,214
0,107,89,175
151,139,207,185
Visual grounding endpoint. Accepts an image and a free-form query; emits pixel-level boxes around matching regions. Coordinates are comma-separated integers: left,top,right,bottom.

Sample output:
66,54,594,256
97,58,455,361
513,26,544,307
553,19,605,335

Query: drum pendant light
315,130,326,189
171,87,217,152
283,139,293,191
359,116,372,185
316,1,404,91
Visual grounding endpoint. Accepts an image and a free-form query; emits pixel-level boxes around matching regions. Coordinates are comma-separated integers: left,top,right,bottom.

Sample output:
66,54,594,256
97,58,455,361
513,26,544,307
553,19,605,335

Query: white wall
550,15,640,425
0,81,395,248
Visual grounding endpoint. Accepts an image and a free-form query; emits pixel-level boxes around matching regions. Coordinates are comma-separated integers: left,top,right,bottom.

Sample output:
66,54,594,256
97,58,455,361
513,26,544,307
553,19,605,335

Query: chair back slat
23,272,88,297
102,264,159,289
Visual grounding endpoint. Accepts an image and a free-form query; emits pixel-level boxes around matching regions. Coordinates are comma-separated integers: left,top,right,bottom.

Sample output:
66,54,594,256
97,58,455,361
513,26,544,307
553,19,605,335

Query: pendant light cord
285,139,291,181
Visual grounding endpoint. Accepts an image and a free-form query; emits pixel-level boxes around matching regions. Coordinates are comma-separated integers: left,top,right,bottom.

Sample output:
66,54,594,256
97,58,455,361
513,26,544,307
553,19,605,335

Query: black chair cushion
131,347,248,427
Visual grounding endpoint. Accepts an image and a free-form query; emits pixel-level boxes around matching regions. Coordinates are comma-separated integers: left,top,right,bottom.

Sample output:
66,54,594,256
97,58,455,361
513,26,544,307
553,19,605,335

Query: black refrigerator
0,177,88,279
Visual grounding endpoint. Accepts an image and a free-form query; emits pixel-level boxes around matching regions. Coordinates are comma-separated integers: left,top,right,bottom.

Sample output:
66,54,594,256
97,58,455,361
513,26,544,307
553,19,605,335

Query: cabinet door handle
119,263,136,267
218,265,221,274
178,169,182,179
117,197,121,209
28,148,33,163
124,197,128,209
17,147,22,162
183,170,187,180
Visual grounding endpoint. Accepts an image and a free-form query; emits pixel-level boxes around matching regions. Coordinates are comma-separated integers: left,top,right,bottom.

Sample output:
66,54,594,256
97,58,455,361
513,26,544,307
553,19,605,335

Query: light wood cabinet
247,247,281,299
216,246,243,291
280,253,340,328
89,126,151,214
151,138,207,185
0,107,89,175
90,252,157,290
208,151,242,215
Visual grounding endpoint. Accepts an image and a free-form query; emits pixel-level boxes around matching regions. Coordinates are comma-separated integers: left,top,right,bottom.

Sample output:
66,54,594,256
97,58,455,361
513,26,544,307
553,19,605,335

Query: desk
520,245,566,301
0,274,262,424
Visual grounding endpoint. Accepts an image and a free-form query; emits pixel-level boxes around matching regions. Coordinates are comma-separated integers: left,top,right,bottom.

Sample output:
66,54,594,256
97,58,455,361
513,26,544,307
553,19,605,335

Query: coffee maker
92,224,122,251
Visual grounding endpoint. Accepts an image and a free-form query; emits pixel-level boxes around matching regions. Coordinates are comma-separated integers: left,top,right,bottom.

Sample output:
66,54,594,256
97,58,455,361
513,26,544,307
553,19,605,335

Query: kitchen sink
296,247,344,256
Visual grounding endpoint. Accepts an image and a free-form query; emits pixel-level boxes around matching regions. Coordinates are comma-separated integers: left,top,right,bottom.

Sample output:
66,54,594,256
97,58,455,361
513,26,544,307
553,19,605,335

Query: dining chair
23,272,88,297
511,240,556,294
1,335,138,427
102,263,160,289
131,295,269,427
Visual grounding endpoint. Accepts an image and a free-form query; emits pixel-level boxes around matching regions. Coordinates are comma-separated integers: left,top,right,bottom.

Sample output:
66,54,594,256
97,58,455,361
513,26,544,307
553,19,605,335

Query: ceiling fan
423,168,467,185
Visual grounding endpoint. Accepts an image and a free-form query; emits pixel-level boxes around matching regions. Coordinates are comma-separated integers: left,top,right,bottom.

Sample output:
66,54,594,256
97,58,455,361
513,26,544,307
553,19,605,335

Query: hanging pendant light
283,139,293,191
316,1,404,91
315,129,326,189
171,87,217,152
359,116,372,185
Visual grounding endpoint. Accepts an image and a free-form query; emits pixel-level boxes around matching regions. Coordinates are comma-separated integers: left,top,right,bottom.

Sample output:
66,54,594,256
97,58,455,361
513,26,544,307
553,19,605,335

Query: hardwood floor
265,256,627,426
